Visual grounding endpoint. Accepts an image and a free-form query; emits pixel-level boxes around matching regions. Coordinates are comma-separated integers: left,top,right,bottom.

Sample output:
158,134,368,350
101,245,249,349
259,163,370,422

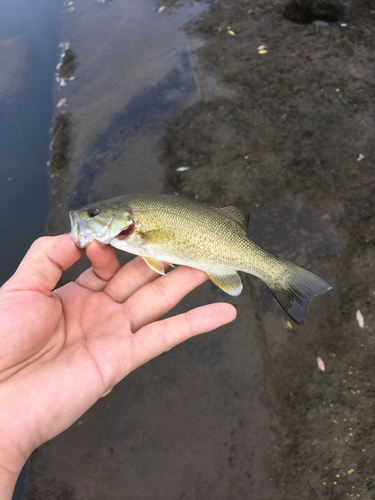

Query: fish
69,193,331,325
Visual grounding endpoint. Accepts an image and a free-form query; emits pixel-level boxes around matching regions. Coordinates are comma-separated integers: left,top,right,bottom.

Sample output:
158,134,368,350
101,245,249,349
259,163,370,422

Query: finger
123,265,210,333
128,302,237,371
103,256,166,303
86,240,121,281
76,241,121,291
1,235,82,296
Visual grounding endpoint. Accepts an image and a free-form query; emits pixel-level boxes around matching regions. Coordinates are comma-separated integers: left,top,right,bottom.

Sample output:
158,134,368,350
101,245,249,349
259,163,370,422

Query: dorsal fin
217,205,250,232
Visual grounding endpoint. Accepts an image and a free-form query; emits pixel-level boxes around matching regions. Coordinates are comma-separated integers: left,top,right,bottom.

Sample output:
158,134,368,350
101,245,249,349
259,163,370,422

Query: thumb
1,234,83,296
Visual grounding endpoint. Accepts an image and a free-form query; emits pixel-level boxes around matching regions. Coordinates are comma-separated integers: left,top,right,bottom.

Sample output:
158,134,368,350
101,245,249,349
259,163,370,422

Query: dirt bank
160,0,375,498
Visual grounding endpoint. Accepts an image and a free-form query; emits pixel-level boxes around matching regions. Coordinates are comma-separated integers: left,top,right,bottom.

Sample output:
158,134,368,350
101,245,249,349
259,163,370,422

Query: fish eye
87,208,100,218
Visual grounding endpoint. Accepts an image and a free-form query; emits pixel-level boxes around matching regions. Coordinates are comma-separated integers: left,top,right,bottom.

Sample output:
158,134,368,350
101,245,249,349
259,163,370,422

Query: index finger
1,235,83,296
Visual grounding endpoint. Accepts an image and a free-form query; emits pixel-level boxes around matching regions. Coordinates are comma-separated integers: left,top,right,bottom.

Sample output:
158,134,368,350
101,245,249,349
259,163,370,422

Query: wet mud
50,113,71,171
161,0,375,498
29,0,375,498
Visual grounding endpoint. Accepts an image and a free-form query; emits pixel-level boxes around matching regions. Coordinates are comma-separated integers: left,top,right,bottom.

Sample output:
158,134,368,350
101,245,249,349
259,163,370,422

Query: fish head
69,202,134,249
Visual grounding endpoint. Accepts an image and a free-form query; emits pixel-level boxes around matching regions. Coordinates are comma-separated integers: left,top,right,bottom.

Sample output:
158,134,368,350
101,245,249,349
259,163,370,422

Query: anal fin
207,271,243,296
142,257,166,275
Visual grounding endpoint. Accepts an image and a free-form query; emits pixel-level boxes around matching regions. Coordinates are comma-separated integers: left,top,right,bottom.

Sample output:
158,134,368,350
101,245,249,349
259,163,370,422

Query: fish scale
70,193,331,325
126,195,266,271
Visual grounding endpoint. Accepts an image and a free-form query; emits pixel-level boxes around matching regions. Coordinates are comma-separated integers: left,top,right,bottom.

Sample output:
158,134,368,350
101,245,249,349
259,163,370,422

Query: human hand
0,235,236,498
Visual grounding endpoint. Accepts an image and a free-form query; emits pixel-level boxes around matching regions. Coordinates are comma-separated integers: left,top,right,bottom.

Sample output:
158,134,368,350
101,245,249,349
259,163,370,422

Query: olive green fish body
70,194,331,325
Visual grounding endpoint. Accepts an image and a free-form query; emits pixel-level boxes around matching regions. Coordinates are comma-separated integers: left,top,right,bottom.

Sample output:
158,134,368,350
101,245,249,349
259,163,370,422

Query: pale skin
0,234,236,499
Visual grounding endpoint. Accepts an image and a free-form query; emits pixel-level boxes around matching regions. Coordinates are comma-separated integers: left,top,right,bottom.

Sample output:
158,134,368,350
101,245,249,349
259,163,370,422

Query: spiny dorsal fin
217,205,250,232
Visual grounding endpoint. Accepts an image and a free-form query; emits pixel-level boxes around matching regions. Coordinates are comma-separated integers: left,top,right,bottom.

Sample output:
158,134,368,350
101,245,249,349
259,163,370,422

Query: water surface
0,0,60,284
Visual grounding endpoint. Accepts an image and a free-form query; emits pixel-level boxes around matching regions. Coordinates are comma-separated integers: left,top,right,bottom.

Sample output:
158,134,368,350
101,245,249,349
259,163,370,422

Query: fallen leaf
356,309,364,328
227,30,236,36
317,357,325,371
57,98,66,108
281,317,293,329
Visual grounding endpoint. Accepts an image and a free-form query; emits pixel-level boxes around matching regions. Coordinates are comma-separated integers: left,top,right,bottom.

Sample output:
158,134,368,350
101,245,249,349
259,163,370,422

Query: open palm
0,235,236,497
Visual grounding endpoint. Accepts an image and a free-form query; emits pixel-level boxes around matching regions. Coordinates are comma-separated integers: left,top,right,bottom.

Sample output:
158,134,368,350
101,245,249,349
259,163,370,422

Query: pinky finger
128,302,237,372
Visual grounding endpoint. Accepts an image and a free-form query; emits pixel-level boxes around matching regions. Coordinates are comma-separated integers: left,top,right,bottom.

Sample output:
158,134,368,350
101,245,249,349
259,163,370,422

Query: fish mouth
69,211,135,248
69,211,95,249
69,211,79,237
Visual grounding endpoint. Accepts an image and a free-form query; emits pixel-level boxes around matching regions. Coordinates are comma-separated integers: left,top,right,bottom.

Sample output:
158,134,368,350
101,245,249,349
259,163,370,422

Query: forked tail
267,260,331,326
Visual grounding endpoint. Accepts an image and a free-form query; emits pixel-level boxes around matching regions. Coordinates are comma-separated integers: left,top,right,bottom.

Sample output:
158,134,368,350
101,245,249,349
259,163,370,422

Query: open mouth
116,222,135,240
69,210,96,248
69,211,81,238
69,211,136,248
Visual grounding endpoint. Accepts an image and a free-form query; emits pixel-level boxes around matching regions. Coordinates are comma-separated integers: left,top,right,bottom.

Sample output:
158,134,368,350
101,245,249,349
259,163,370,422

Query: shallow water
46,0,229,236
0,0,60,285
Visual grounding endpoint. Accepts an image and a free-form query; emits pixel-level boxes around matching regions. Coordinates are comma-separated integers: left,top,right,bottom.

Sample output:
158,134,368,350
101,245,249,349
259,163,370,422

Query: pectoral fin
142,257,166,275
207,271,243,296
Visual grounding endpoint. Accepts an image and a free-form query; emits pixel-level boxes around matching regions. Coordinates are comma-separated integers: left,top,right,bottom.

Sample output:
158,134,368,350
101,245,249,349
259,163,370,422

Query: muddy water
18,0,375,498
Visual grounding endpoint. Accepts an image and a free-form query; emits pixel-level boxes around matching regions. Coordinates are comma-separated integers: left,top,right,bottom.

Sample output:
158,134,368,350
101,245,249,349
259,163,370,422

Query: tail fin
268,261,331,326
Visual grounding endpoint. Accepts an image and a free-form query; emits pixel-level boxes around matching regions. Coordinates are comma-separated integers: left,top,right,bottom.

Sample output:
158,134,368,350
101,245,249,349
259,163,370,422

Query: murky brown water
25,0,375,499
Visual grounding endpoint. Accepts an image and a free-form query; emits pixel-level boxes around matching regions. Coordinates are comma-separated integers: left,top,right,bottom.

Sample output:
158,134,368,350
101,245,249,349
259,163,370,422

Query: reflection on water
0,0,60,285
46,0,223,237
70,50,197,207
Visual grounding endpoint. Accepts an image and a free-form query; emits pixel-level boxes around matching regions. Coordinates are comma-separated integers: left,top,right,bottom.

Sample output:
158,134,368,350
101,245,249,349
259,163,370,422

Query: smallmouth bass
69,193,331,325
